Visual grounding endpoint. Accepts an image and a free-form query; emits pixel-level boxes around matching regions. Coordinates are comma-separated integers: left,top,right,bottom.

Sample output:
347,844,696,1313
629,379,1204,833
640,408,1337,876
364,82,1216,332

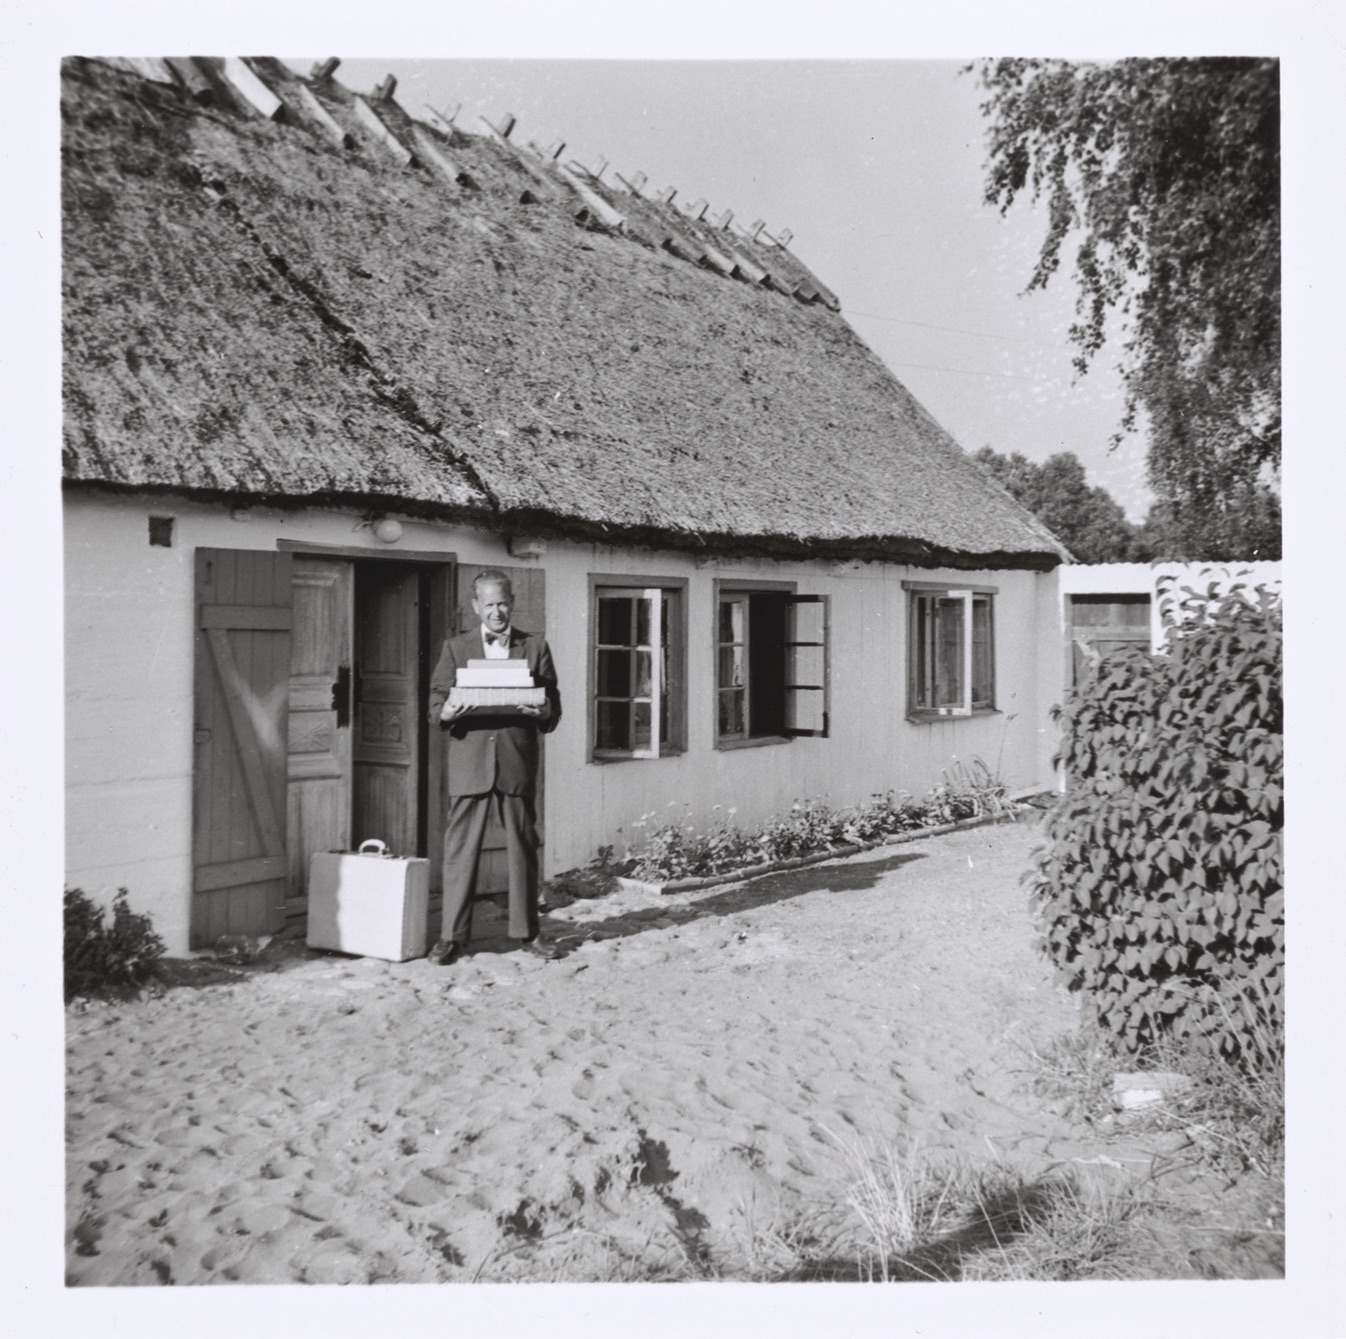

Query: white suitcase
306,840,430,962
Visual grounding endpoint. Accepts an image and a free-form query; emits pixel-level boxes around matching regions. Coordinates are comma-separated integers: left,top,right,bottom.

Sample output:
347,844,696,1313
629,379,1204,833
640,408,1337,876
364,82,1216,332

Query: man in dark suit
426,570,562,964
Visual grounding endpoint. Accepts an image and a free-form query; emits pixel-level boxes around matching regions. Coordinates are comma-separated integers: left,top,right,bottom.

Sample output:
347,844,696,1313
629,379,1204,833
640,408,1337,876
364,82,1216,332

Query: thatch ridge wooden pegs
353,96,414,168
221,58,285,122
165,57,215,104
294,82,351,147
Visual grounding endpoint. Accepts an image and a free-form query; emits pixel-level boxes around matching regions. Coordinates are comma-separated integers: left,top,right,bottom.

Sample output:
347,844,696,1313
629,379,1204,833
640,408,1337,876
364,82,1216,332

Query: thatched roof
61,57,1067,569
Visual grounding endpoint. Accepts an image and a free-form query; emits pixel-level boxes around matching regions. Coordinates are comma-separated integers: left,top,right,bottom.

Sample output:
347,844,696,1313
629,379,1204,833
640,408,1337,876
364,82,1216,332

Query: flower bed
544,761,1036,901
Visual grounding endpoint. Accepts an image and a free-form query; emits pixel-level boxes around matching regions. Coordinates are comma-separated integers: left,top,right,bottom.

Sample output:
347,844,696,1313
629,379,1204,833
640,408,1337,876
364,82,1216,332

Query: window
907,584,995,717
715,586,829,744
591,580,686,759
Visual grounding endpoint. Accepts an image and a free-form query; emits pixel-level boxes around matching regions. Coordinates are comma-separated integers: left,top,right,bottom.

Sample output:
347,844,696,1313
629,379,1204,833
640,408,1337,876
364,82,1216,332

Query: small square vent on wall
148,516,175,547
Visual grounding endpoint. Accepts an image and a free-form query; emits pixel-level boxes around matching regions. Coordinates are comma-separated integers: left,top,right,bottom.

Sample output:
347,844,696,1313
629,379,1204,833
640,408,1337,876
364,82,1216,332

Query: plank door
450,564,547,894
192,548,293,946
286,556,354,922
352,565,422,856
1068,594,1152,685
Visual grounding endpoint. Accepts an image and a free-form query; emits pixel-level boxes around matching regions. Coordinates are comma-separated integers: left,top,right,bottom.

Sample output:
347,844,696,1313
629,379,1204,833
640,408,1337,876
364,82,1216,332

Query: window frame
904,579,998,721
713,579,830,749
588,574,688,762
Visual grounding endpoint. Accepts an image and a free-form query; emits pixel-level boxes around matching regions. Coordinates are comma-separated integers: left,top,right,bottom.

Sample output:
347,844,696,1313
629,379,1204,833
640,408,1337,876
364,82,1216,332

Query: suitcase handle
358,839,389,857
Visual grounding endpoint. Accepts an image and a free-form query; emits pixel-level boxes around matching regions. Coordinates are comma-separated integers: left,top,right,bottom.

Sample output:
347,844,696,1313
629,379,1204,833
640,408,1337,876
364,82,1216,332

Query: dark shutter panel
192,548,294,946
783,594,830,738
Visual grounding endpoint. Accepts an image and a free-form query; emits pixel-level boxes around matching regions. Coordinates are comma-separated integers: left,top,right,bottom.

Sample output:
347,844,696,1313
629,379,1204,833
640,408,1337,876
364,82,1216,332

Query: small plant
64,887,166,1002
544,845,624,901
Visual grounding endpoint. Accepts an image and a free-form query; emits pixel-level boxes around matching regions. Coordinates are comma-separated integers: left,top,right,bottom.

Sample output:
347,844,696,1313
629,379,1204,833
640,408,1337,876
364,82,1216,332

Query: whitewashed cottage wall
66,491,1062,954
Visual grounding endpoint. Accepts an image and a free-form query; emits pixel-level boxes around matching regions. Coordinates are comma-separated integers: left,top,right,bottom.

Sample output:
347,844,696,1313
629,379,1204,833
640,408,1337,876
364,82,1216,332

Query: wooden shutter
784,594,830,738
192,549,294,946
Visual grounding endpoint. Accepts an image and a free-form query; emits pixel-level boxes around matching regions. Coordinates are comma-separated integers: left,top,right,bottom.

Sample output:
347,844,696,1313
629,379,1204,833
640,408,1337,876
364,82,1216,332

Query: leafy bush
1029,574,1282,1058
64,887,166,1002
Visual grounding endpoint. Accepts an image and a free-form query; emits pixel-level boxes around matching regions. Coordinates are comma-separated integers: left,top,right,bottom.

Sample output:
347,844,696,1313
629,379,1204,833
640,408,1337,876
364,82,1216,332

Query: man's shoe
428,940,462,966
518,937,560,960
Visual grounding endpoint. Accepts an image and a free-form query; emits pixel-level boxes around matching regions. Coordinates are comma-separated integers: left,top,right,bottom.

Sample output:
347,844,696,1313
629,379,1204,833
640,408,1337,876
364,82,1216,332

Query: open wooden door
192,549,293,946
352,565,423,857
285,556,354,924
450,564,546,894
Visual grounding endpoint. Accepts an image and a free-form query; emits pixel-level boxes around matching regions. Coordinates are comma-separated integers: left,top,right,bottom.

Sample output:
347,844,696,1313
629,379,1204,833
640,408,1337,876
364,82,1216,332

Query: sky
326,58,1151,517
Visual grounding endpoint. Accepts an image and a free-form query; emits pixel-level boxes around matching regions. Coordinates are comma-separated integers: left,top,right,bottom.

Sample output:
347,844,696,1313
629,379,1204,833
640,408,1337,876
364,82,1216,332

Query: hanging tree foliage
975,58,1280,559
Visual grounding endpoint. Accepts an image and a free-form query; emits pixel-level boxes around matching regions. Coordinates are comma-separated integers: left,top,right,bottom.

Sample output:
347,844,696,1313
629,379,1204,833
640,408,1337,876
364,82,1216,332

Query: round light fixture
373,518,403,544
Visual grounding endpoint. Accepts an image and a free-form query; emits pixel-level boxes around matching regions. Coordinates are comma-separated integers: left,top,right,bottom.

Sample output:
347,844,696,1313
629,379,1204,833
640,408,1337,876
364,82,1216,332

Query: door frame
278,539,456,903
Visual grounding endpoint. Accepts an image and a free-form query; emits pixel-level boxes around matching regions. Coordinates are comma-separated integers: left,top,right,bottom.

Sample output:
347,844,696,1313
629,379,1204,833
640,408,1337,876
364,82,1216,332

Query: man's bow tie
485,630,510,647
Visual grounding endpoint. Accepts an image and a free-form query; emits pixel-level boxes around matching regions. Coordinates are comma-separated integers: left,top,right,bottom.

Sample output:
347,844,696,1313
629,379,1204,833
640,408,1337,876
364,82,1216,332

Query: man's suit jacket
427,627,561,798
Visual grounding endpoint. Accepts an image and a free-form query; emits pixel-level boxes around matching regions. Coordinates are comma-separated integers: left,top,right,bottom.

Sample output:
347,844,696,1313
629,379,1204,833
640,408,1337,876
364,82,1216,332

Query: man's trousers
440,790,539,945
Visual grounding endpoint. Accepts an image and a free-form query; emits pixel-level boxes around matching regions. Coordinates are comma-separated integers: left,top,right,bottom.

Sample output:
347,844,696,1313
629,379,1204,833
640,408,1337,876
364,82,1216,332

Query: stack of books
447,659,546,715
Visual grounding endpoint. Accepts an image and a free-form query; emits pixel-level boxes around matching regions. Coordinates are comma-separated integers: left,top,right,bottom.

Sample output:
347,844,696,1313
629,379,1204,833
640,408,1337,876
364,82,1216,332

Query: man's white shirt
481,624,512,659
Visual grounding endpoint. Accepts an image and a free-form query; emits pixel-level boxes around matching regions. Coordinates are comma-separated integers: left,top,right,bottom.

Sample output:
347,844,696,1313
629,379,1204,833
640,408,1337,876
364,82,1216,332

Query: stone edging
614,811,1016,898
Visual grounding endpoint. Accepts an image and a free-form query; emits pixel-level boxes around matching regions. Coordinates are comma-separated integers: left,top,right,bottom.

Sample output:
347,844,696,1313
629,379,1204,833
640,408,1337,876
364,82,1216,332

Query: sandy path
66,819,1153,1285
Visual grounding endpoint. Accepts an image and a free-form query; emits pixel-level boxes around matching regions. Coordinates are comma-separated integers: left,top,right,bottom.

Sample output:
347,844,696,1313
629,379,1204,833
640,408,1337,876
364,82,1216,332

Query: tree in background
974,446,1143,562
975,58,1280,562
1135,488,1281,563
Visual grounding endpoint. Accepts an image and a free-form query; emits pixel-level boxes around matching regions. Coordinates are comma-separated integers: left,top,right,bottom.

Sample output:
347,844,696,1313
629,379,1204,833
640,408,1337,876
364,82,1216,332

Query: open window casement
783,594,830,737
595,587,666,758
909,584,996,717
938,590,974,716
632,589,662,758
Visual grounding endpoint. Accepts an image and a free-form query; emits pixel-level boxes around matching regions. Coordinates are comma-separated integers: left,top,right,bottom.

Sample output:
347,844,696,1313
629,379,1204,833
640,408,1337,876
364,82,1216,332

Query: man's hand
439,700,468,724
517,701,551,720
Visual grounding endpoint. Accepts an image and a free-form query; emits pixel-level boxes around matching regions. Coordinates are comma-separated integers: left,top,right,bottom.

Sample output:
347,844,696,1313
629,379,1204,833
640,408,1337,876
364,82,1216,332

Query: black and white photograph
3,3,1342,1335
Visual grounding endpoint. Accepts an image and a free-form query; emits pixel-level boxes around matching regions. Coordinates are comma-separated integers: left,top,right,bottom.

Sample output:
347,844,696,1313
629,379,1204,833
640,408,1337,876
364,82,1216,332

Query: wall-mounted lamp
507,536,547,560
354,513,404,543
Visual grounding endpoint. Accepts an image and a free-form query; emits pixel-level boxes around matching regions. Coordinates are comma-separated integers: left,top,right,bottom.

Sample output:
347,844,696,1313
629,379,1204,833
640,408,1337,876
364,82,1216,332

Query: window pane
791,597,824,643
790,643,824,688
935,598,964,708
719,598,745,644
597,648,632,698
633,701,652,751
786,686,825,734
594,584,683,757
598,596,632,646
635,649,653,699
718,688,745,737
718,644,745,690
596,700,630,751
